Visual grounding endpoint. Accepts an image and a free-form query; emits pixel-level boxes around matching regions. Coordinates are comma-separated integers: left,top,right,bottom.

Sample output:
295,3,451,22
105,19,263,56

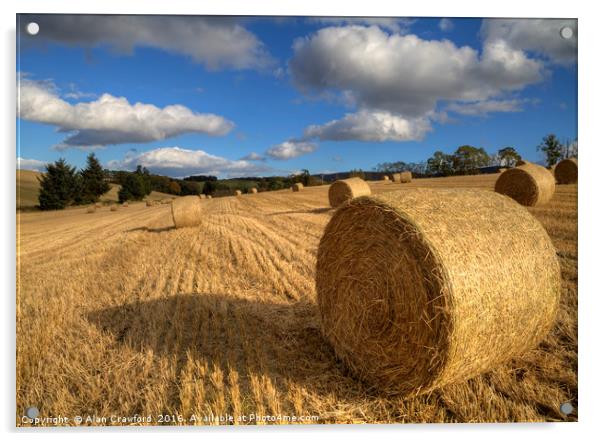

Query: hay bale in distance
207,195,212,199
494,163,555,206
391,173,401,183
94,202,102,208
146,200,153,207
110,205,118,212
382,175,390,181
329,177,372,208
316,188,560,396
122,202,129,208
292,183,304,192
250,187,258,194
399,171,412,183
86,206,95,214
234,190,242,196
171,195,203,229
554,158,578,184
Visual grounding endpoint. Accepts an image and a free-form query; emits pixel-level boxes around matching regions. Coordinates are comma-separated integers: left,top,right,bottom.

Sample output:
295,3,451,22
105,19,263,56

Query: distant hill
17,169,42,208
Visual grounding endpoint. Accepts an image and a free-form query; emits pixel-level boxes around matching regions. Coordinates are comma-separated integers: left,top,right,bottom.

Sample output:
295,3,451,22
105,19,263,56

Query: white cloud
18,157,46,172
438,18,454,32
290,26,543,118
446,99,527,116
266,140,317,160
309,17,415,33
18,78,234,148
304,110,431,142
21,15,274,71
240,152,265,161
107,146,271,178
481,18,577,65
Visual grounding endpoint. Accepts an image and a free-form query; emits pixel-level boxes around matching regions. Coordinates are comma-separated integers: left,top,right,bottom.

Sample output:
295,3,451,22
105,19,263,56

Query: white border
3,1,600,440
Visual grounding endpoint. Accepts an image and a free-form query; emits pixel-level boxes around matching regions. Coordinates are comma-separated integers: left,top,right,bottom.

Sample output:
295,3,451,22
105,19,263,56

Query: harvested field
16,174,577,425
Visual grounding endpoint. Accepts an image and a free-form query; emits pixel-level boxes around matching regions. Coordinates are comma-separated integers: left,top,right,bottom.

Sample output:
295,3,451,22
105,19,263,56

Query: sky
16,15,577,178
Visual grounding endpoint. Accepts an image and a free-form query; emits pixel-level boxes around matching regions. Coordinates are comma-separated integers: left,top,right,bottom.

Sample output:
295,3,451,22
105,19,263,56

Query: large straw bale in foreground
494,163,555,206
292,183,304,192
171,195,203,229
328,177,371,208
316,188,560,396
554,158,578,184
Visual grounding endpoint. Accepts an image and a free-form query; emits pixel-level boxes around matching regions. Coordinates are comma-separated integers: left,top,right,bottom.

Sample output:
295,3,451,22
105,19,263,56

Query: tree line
374,134,577,177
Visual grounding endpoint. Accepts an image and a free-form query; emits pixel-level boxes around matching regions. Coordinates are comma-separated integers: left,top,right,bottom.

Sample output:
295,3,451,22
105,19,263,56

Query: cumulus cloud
18,78,234,149
107,146,271,178
446,99,528,116
303,110,431,142
266,140,317,160
438,18,454,32
20,15,274,71
309,17,415,33
18,157,47,171
481,18,577,65
290,25,543,118
240,152,266,161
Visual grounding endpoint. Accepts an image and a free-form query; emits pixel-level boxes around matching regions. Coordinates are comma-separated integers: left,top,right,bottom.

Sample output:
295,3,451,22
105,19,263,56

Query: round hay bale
316,188,560,396
171,195,203,229
234,190,242,196
86,206,95,214
494,163,555,206
399,171,412,183
207,195,212,199
328,177,372,208
391,173,401,183
146,200,153,207
554,158,578,184
292,183,304,192
516,159,528,166
110,205,118,212
94,202,102,208
382,175,390,181
250,187,258,194
198,194,207,199
122,202,129,208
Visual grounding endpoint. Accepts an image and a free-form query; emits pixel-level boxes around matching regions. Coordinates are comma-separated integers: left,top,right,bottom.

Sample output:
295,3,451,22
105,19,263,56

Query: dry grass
16,174,577,425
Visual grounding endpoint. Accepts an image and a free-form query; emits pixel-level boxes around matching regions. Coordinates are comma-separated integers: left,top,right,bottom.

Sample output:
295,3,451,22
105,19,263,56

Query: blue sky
17,15,577,177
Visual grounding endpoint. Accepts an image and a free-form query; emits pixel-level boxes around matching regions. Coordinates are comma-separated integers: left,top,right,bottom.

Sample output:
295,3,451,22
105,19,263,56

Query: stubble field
16,174,578,425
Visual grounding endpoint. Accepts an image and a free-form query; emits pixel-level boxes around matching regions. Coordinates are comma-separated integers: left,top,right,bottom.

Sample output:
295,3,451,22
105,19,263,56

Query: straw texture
399,171,412,183
554,158,578,184
171,195,203,229
292,183,304,192
382,175,390,181
235,190,242,196
316,188,560,396
392,173,401,183
494,163,555,206
328,177,372,208
250,188,258,194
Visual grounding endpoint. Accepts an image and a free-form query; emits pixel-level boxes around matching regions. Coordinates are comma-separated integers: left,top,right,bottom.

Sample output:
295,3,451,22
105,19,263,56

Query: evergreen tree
118,173,147,202
38,158,79,210
80,153,109,203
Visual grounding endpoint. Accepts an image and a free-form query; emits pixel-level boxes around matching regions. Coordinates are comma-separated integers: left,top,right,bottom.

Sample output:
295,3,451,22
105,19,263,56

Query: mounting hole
25,406,39,419
26,22,39,36
560,26,573,39
560,402,574,415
